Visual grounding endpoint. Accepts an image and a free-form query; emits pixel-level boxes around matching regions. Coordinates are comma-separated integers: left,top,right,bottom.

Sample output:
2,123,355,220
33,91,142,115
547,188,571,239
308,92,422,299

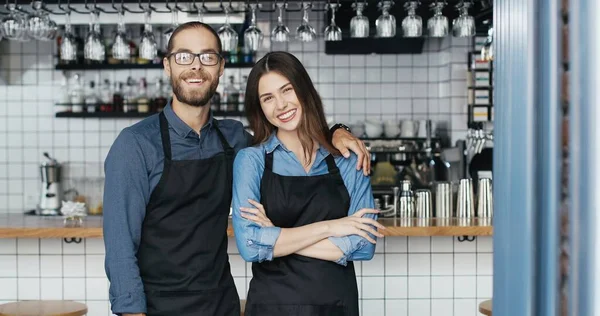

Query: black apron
245,151,359,316
136,112,240,316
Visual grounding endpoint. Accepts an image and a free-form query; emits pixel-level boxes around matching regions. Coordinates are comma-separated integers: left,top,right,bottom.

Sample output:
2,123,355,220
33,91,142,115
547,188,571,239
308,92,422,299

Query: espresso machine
36,152,64,215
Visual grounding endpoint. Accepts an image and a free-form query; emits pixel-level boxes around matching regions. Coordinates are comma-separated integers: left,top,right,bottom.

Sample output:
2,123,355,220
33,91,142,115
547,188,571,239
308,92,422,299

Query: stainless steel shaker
398,180,414,218
456,179,475,218
415,189,432,218
434,181,453,217
477,178,493,217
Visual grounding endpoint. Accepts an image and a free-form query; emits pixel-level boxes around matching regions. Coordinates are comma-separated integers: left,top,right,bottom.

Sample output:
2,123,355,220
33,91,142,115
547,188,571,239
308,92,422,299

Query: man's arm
103,129,150,315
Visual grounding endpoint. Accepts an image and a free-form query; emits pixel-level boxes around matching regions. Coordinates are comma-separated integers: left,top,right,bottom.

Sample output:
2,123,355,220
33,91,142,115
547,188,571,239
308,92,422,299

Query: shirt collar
163,101,215,138
263,133,331,158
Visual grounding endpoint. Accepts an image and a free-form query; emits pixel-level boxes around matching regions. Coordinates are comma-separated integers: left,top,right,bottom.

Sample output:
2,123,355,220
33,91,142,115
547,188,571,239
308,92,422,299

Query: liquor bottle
238,75,247,112
99,79,113,112
137,78,150,113
222,76,239,112
84,81,98,113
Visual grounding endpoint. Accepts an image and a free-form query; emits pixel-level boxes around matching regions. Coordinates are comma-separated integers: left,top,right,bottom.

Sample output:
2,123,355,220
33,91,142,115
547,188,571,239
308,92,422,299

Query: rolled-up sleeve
103,129,149,314
232,148,281,262
329,154,378,266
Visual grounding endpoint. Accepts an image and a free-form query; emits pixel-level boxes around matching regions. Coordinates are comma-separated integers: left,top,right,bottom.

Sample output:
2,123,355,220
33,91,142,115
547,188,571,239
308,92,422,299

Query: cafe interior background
0,0,583,315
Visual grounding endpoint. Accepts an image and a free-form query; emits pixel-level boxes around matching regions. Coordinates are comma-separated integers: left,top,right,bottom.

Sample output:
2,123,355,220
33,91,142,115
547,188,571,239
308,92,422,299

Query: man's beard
171,72,219,108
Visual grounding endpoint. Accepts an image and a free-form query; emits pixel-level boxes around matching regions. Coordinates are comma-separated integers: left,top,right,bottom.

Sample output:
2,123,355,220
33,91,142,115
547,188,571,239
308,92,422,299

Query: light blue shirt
232,133,377,266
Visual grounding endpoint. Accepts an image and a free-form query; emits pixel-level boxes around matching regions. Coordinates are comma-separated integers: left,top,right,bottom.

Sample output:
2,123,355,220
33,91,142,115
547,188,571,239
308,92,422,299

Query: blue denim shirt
232,134,377,266
102,103,250,314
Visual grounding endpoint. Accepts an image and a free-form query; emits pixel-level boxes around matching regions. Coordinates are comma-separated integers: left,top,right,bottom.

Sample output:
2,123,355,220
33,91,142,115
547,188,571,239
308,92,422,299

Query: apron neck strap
211,119,235,156
324,154,339,174
159,112,172,160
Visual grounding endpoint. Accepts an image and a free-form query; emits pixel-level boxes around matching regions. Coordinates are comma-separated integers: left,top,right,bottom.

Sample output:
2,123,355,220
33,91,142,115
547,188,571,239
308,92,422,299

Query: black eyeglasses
168,52,222,66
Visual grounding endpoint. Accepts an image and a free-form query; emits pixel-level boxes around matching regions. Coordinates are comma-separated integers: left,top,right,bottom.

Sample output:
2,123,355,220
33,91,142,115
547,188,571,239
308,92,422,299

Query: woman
231,51,384,316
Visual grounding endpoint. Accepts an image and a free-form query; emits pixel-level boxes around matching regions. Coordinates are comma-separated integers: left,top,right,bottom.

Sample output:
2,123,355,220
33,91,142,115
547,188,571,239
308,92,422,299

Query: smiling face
258,71,303,133
163,26,224,107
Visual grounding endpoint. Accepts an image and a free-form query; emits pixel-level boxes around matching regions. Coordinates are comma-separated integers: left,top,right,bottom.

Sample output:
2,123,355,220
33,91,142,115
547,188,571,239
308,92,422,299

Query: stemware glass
244,3,263,52
271,2,289,42
2,4,27,41
43,14,58,41
218,5,239,53
452,1,475,37
139,8,157,60
324,3,342,41
163,8,179,48
112,8,130,60
401,1,422,37
350,2,369,38
27,1,50,40
59,12,77,62
84,11,105,62
296,2,316,42
376,1,396,37
428,2,448,37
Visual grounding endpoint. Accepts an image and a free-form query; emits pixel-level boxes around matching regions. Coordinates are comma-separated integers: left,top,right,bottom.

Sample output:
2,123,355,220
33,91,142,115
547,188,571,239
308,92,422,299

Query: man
103,21,371,316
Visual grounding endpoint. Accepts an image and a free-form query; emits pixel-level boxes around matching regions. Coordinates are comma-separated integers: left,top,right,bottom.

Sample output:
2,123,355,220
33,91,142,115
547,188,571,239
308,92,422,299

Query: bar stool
479,299,492,316
0,300,87,316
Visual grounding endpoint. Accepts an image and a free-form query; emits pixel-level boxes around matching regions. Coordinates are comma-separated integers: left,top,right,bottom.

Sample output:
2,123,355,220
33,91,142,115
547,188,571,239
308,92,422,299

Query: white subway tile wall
0,11,481,316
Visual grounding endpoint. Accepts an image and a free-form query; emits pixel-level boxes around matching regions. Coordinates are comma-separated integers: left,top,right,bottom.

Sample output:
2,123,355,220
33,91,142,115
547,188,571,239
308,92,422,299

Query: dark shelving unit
55,110,245,118
55,62,254,71
467,35,494,125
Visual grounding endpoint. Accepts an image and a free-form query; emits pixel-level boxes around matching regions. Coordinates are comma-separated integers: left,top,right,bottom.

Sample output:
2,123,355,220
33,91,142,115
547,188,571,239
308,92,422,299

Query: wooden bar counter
0,213,492,238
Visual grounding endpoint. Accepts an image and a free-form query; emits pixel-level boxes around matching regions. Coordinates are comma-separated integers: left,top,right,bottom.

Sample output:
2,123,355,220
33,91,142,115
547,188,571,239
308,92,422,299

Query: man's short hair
166,21,223,55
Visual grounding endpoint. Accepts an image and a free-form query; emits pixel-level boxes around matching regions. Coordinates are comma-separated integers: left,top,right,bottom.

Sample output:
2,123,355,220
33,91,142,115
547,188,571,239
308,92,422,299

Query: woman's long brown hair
244,51,340,166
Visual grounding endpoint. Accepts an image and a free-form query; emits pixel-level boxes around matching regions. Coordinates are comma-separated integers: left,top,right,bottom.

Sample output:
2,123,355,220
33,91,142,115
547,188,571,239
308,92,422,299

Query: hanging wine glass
2,3,27,41
84,10,105,62
350,2,369,38
427,1,448,37
59,11,77,62
139,8,157,60
376,1,396,37
296,2,316,42
324,3,342,41
163,8,179,48
452,1,475,37
244,3,263,52
218,4,239,52
112,7,130,60
27,1,50,40
271,2,289,42
401,1,422,37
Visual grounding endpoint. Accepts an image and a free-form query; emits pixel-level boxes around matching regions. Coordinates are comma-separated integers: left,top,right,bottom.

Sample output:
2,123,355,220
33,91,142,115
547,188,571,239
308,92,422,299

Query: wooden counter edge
0,227,104,238
0,219,492,238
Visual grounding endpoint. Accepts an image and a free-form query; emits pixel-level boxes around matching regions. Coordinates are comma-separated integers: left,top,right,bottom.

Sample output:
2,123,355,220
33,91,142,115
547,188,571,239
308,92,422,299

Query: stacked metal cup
477,178,493,222
433,181,453,226
415,189,432,226
434,182,453,217
456,179,475,225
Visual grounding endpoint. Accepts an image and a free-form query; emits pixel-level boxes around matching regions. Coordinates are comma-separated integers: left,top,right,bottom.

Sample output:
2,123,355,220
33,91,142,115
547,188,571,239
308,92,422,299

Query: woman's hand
240,199,274,227
326,208,385,243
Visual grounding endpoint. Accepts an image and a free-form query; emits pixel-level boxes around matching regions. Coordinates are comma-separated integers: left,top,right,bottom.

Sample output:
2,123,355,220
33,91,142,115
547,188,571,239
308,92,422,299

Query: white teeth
278,109,296,120
186,79,204,83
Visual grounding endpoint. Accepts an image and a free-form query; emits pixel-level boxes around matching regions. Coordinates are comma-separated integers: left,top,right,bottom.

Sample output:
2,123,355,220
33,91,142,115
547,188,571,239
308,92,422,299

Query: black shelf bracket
457,235,476,242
